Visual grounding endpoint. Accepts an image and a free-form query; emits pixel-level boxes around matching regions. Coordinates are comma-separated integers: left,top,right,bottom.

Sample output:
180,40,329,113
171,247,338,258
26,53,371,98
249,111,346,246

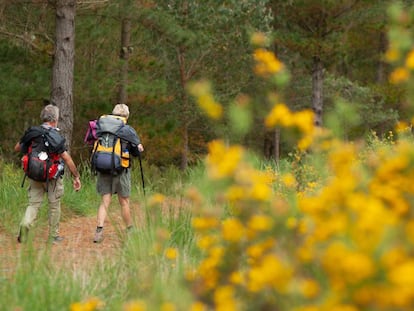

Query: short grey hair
40,104,59,122
112,103,130,119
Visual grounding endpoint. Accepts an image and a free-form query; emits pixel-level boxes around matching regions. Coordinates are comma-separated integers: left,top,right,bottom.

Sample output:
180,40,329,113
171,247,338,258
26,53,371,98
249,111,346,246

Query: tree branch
0,27,54,56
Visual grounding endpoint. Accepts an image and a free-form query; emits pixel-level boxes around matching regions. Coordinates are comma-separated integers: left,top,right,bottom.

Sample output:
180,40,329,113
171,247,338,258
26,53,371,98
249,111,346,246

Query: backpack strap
20,127,44,188
111,135,117,176
20,126,45,153
90,139,100,175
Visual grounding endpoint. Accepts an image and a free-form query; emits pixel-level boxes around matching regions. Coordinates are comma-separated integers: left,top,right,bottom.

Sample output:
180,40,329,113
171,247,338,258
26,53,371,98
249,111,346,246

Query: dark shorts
96,169,131,197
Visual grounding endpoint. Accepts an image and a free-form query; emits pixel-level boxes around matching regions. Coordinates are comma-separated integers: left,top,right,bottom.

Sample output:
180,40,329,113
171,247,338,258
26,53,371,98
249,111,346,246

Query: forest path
0,204,145,278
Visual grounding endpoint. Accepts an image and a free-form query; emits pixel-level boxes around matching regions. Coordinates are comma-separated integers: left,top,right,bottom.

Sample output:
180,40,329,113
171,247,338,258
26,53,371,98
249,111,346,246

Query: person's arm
14,142,21,152
61,151,81,191
129,143,144,157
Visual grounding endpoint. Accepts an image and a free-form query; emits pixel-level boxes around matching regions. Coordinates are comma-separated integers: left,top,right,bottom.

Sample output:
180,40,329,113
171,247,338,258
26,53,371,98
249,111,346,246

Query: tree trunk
178,1,189,171
51,0,76,153
263,128,280,161
118,17,131,105
376,30,387,84
273,128,280,161
178,46,189,170
311,56,324,127
181,123,189,171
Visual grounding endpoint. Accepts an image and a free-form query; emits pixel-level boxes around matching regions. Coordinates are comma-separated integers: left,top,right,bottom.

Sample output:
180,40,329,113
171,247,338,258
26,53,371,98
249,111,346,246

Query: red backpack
20,126,65,185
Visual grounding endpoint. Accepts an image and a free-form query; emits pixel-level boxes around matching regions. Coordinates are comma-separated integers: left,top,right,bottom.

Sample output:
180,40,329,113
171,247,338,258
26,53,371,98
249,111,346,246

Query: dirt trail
0,208,142,277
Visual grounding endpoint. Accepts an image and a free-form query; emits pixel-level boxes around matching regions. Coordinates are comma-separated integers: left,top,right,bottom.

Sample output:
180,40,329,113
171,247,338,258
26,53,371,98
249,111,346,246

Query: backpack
21,126,65,183
90,115,130,175
84,119,98,145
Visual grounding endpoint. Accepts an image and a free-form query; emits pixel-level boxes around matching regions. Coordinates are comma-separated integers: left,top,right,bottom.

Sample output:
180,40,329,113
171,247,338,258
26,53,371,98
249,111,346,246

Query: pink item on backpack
84,119,98,145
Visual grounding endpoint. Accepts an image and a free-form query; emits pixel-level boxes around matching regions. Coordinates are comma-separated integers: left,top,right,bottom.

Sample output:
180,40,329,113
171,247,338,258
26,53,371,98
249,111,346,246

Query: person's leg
97,193,112,227
94,193,111,243
47,178,64,240
118,169,133,229
118,196,132,228
18,180,45,242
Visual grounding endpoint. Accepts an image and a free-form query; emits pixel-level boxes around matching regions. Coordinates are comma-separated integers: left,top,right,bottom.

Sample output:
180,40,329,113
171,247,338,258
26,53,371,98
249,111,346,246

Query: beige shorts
96,169,131,197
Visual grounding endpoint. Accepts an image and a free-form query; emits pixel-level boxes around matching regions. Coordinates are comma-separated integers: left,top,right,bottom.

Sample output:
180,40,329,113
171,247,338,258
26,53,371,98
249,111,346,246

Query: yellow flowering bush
184,26,414,310
68,9,414,310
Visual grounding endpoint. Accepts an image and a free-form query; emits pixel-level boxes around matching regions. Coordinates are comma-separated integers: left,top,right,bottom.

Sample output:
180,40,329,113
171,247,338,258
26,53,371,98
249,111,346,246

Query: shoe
52,236,64,244
93,230,104,243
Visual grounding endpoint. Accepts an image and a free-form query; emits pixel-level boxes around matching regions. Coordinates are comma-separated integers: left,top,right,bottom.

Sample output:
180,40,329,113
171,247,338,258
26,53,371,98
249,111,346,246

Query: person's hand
138,144,144,153
73,176,81,191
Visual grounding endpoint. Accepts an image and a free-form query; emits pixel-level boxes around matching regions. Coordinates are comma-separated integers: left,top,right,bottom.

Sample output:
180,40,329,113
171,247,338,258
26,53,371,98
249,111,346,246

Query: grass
0,160,198,311
3,131,414,311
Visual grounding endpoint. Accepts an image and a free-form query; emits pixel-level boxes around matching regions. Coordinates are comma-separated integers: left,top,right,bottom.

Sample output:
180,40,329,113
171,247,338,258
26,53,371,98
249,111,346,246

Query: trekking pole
138,151,145,195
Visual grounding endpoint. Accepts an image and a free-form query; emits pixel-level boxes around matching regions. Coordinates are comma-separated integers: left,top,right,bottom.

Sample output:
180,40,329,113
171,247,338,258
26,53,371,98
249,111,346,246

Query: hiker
15,104,82,243
92,103,144,243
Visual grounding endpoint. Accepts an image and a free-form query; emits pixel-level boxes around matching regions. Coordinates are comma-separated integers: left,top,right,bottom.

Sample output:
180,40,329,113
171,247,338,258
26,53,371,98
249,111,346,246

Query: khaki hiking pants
20,178,64,238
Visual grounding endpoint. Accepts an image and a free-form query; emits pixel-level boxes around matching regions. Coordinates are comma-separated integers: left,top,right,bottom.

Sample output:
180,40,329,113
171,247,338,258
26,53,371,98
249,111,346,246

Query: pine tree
269,0,374,126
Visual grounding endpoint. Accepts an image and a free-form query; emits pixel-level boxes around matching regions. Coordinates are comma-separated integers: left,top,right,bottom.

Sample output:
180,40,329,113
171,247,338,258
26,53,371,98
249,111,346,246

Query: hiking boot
93,230,104,243
52,236,64,244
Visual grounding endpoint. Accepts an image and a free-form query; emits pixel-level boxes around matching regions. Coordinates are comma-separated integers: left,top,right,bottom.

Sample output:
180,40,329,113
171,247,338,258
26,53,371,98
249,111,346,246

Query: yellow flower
148,193,166,206
282,173,296,188
322,242,375,285
192,217,219,230
286,217,298,229
395,120,410,133
299,279,320,298
70,297,103,311
265,103,293,128
389,67,409,84
385,48,400,62
222,218,245,242
197,247,224,289
342,252,375,283
206,140,243,179
248,254,292,292
294,307,319,311
190,302,207,311
248,214,273,232
250,181,272,201
165,247,178,260
214,286,237,311
293,109,315,134
123,300,146,311
198,94,223,119
247,238,276,260
226,185,245,202
406,49,414,68
381,247,407,269
196,234,217,250
188,80,223,119
330,305,358,311
229,270,245,285
253,48,284,77
161,302,176,311
388,260,414,286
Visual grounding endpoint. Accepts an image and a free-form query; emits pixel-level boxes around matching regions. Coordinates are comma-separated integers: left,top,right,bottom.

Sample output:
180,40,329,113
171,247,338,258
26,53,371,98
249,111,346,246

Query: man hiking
92,103,144,243
15,104,81,243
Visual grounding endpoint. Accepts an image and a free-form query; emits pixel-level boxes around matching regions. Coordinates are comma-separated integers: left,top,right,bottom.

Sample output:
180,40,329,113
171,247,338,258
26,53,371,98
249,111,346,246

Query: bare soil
0,204,144,277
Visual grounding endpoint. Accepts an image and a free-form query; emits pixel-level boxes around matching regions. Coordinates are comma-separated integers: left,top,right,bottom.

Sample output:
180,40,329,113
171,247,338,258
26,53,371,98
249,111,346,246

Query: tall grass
0,159,198,311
